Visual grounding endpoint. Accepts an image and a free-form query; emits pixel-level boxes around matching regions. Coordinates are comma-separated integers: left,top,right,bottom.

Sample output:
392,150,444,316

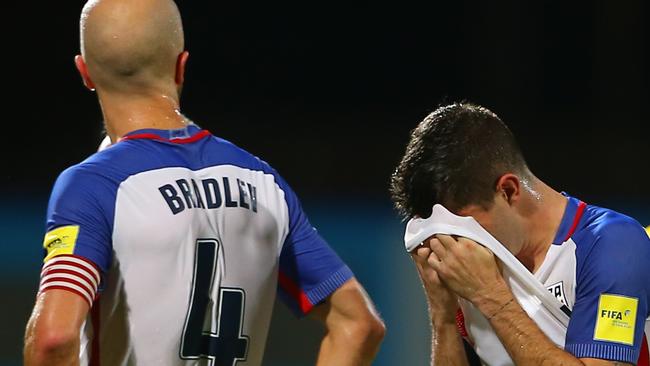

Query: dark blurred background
2,1,649,365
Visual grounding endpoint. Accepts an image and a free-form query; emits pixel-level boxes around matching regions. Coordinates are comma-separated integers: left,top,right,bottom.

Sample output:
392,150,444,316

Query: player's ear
495,173,521,206
74,55,96,91
175,51,189,86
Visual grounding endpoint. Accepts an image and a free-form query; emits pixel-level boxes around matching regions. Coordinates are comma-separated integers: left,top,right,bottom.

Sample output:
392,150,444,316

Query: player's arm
309,278,385,366
23,166,113,365
412,245,469,366
24,290,90,366
474,289,634,366
427,321,470,366
472,286,633,366
270,167,384,364
427,227,648,366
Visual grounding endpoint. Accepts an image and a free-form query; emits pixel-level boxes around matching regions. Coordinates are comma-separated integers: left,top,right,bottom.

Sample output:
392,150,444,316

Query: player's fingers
410,248,439,280
457,236,492,257
429,237,448,261
456,236,480,247
426,246,442,268
412,245,432,263
436,234,459,250
410,253,426,274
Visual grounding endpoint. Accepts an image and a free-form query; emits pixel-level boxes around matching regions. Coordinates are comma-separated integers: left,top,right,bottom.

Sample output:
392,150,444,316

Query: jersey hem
565,342,639,364
305,265,354,308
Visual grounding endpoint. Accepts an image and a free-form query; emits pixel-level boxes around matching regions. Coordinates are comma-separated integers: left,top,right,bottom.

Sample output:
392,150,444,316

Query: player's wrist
426,297,458,324
472,281,513,318
428,299,458,326
429,308,457,326
431,314,459,333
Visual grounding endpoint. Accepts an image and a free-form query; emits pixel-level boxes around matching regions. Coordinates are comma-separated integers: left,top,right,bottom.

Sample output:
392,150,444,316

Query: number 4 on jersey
180,239,249,365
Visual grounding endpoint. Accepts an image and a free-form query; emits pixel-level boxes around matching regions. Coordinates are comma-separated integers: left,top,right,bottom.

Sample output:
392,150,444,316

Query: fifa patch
593,293,638,345
43,225,79,262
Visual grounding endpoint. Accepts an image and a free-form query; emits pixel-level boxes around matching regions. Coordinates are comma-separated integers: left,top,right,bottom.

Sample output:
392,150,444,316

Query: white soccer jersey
39,124,353,365
456,195,650,365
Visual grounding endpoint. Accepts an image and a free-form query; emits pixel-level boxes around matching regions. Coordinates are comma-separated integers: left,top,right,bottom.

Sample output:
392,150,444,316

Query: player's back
40,124,353,365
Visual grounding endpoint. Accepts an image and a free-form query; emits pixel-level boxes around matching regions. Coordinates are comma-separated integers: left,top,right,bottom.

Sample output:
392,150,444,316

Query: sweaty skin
80,0,184,93
77,0,191,142
414,175,633,366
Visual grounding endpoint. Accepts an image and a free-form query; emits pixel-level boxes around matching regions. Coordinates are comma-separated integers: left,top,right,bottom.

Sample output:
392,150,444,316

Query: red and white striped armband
39,254,101,307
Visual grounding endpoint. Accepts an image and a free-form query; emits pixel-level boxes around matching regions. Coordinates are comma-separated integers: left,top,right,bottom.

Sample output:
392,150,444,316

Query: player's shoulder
202,134,297,192
55,143,133,187
50,152,122,203
204,134,281,176
581,204,648,244
573,203,650,261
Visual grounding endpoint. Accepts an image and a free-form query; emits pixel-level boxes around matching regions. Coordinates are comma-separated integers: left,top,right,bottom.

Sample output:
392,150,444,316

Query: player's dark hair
390,102,529,219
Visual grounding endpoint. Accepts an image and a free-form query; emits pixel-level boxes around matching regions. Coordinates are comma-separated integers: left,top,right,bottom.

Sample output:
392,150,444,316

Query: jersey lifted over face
457,195,650,366
39,124,353,366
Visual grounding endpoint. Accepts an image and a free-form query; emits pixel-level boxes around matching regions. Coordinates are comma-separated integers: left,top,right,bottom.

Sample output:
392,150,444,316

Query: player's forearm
475,285,584,366
430,313,470,366
315,321,384,366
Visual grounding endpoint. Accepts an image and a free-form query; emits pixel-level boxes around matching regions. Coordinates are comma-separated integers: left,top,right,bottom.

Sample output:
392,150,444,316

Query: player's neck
98,91,189,142
517,180,568,273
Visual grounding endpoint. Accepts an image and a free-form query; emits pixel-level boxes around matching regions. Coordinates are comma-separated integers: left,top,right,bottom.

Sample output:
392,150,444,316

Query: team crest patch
593,294,638,345
546,281,568,307
42,225,79,262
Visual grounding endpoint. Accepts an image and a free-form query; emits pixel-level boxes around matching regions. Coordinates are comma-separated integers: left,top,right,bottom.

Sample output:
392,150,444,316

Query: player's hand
425,234,507,306
411,245,458,325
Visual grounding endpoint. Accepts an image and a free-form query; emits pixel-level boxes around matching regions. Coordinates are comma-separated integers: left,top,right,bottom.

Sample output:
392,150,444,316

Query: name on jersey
158,177,257,215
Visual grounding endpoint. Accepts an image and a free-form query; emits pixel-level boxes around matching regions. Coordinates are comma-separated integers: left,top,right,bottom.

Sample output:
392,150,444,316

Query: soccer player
23,0,385,365
390,103,650,366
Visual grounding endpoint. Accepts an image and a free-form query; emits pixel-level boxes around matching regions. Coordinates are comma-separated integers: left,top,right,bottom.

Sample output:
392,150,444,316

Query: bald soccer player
23,1,384,365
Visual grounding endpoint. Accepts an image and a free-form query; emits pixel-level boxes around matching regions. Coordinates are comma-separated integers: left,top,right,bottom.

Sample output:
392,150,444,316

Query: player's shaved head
79,0,184,93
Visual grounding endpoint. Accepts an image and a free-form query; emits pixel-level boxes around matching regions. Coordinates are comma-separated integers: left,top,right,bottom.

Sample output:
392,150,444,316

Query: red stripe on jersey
278,271,313,314
46,254,101,271
90,299,101,366
40,255,101,307
563,201,587,242
40,276,95,303
639,333,649,366
120,130,211,144
41,268,97,293
456,308,471,342
43,255,101,284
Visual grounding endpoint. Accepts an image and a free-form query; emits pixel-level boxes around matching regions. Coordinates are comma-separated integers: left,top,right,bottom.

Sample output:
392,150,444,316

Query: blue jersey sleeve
274,176,353,316
565,217,650,363
44,164,116,275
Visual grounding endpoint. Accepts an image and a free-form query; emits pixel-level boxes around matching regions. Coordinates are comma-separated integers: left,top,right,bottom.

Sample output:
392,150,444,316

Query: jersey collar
120,124,211,144
552,193,587,245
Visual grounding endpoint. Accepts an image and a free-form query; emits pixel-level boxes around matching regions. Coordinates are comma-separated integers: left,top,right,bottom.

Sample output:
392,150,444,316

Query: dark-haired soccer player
23,0,384,365
391,103,650,366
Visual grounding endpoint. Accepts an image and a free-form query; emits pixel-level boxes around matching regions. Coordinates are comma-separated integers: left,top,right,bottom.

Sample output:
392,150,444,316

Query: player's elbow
357,313,386,347
36,330,78,354
24,322,79,364
338,311,386,351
